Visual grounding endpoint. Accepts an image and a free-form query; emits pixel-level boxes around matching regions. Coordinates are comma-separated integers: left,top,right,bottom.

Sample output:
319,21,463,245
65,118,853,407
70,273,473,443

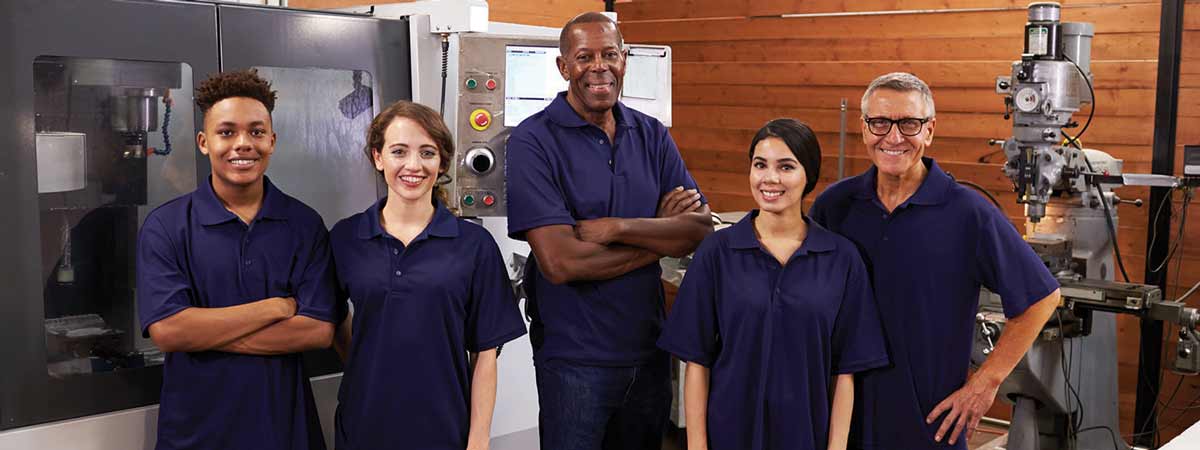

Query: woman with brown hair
328,101,526,450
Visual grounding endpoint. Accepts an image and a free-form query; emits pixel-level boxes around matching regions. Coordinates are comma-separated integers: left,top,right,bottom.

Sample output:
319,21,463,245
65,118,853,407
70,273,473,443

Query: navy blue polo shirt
137,176,336,450
506,92,705,366
810,158,1059,450
657,212,889,450
329,198,527,450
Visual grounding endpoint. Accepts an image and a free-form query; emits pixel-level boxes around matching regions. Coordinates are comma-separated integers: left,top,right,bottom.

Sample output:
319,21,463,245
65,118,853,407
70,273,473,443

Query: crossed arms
148,297,333,355
527,187,714,285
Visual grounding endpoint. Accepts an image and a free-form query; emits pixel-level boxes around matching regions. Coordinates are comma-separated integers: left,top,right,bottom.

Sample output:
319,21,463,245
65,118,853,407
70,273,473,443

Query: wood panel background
618,0,1200,443
289,0,605,27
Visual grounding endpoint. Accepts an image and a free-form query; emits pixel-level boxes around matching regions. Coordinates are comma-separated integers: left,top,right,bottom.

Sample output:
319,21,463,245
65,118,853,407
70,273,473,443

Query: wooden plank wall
618,0,1200,442
289,0,605,27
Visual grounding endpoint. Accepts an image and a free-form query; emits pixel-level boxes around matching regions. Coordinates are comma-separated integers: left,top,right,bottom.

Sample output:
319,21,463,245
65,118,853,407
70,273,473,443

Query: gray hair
861,72,936,118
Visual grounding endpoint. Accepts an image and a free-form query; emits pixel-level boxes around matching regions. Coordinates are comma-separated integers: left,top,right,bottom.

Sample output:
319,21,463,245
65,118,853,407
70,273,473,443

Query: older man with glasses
810,72,1062,450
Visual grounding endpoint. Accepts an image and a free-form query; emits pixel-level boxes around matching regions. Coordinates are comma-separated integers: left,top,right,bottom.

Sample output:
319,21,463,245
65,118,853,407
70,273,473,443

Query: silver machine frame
977,2,1198,449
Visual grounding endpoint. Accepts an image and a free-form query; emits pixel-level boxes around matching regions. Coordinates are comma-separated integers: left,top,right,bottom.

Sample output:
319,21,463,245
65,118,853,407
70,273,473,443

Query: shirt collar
194,176,287,226
727,210,836,255
546,91,639,130
357,197,460,240
852,157,952,206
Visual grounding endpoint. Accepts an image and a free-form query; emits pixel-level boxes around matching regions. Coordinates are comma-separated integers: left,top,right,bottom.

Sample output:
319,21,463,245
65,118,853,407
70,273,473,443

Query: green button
463,194,475,206
465,78,478,89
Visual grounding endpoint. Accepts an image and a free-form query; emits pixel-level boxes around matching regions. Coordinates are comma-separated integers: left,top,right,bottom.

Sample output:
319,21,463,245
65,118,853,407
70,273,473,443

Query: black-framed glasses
863,116,931,137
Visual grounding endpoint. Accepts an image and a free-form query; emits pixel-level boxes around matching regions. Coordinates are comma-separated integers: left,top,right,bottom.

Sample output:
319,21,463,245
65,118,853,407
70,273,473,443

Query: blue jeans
535,356,671,450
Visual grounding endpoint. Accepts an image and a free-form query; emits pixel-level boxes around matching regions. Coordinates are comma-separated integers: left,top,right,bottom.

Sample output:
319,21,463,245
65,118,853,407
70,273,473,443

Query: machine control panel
448,34,670,217
451,34,563,216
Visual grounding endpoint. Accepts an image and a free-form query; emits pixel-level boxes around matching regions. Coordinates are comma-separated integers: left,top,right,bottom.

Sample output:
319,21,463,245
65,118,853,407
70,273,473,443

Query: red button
482,195,495,206
474,113,489,127
485,79,497,90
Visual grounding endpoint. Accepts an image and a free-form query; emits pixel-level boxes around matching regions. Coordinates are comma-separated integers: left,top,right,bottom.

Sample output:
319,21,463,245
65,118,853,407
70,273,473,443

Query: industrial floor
490,423,1009,449
660,425,1009,450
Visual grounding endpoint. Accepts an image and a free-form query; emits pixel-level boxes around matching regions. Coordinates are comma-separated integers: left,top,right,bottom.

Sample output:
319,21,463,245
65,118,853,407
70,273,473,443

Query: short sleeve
657,238,721,367
506,131,576,241
136,215,194,338
973,206,1060,319
830,250,890,374
656,127,707,205
466,231,528,352
327,220,355,325
293,222,339,324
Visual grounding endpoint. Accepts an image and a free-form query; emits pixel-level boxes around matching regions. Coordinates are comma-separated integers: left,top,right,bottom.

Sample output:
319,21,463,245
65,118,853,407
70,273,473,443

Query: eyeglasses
863,117,931,137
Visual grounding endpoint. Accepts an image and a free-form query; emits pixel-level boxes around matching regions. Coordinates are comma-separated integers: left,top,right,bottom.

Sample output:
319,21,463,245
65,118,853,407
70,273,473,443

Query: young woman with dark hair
658,118,890,450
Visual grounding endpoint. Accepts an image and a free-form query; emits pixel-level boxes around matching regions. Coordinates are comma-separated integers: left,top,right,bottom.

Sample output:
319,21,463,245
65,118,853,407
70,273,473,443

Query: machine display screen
504,45,567,127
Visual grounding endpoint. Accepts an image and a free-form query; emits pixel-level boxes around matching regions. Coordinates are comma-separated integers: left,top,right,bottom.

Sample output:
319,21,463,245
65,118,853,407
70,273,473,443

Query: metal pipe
839,98,847,179
980,416,1011,428
1134,0,1185,445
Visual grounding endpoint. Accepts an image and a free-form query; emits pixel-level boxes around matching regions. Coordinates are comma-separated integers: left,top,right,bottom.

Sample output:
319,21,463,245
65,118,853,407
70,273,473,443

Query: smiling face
197,96,276,191
750,137,807,216
862,88,935,180
373,117,441,205
558,21,626,117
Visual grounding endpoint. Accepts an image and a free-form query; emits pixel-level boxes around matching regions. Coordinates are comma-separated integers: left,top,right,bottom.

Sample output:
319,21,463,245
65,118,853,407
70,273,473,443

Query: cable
154,92,173,156
1060,53,1130,282
1173,190,1191,284
1061,53,1095,150
1178,280,1200,303
1057,309,1122,450
1157,368,1200,438
1148,190,1182,273
1076,426,1121,450
439,34,450,117
1055,311,1080,441
956,179,1004,210
1072,147,1131,282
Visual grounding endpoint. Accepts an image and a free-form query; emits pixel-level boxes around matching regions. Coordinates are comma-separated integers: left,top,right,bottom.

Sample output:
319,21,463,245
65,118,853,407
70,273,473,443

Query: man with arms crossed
506,12,714,450
810,72,1061,450
137,70,336,450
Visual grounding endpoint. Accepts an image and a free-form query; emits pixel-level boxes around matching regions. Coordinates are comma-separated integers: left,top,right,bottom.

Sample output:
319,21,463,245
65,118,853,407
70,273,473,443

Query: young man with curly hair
136,69,337,450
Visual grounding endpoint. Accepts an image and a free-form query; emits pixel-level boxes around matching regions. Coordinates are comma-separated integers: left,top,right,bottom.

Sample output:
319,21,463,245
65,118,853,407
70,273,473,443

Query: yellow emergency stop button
470,109,491,131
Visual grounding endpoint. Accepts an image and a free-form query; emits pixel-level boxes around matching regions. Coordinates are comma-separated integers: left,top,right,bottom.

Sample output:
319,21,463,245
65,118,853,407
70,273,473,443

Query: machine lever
1117,197,1143,207
976,313,999,356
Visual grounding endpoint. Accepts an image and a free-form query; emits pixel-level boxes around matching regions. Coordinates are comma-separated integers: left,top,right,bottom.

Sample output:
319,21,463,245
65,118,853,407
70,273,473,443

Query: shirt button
245,259,252,266
392,248,399,255
774,288,780,294
394,270,402,277
883,236,889,241
598,139,604,144
882,214,888,219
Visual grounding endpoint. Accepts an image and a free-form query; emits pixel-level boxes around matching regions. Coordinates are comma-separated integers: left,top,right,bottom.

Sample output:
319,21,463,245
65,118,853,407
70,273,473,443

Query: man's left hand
926,374,1000,445
575,218,623,245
